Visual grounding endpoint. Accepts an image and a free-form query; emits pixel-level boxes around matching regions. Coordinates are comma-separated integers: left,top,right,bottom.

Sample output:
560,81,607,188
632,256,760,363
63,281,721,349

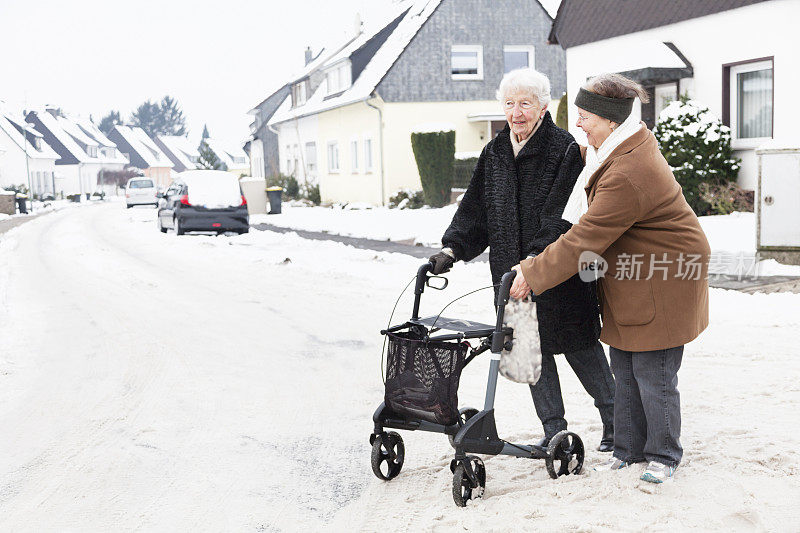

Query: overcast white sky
0,0,559,148
0,0,405,147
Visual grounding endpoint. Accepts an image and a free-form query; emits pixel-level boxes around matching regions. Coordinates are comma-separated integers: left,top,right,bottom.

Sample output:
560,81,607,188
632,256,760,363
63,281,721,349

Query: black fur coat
441,112,600,355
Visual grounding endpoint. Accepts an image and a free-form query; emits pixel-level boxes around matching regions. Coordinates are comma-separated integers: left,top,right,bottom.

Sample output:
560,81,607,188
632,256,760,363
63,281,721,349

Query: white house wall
249,140,265,178
275,114,319,184
0,129,58,194
563,0,799,190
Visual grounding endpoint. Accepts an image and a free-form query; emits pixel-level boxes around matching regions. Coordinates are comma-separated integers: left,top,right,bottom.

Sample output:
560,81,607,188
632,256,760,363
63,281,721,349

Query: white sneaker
593,457,629,471
640,461,676,483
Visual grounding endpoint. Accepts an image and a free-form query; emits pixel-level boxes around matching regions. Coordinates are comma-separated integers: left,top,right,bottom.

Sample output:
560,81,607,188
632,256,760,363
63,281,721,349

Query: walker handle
411,262,434,320
491,270,517,352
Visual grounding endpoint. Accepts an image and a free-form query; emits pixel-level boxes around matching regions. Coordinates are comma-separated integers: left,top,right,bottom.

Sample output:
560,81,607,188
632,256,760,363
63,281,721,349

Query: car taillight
180,194,191,206
240,195,247,206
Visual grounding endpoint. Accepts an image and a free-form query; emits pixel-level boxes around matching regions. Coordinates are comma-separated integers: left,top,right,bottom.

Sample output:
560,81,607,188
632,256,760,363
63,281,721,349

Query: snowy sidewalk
253,217,800,294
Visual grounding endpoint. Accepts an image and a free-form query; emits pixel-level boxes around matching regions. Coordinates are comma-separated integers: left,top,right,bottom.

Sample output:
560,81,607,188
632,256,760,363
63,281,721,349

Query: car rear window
129,179,154,189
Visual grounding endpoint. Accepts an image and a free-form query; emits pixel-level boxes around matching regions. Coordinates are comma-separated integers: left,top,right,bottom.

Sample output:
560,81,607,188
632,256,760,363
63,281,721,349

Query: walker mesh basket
384,330,467,426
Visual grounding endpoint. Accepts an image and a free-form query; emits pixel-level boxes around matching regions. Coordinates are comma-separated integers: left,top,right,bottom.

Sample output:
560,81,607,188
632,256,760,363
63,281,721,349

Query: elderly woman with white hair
429,68,615,453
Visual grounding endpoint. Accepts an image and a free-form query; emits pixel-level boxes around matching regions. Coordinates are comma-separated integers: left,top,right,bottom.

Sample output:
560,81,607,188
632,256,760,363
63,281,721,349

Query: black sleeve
526,141,583,255
441,146,489,262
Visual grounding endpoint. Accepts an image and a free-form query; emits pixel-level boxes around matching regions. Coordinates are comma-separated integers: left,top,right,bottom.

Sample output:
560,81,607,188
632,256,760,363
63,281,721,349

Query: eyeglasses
576,113,590,123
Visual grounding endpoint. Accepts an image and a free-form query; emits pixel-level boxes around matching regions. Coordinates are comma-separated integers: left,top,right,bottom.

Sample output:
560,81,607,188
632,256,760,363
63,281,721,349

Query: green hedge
453,157,478,189
411,130,455,208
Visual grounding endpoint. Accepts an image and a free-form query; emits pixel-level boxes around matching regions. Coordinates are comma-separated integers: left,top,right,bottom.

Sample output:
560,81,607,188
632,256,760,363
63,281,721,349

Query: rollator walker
369,262,585,507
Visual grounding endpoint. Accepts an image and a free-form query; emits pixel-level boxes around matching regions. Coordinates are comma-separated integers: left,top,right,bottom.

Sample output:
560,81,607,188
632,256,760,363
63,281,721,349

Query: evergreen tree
130,95,187,137
158,95,187,136
98,110,122,135
130,100,161,137
197,140,223,170
653,96,741,215
201,124,210,141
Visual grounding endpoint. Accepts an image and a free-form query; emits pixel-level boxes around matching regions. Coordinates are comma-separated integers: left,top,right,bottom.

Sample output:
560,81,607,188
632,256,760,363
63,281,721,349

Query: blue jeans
609,346,684,467
529,341,615,439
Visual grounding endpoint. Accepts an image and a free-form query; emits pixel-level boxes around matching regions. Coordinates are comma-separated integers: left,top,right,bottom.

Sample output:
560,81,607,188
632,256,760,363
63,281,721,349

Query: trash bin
15,193,28,214
267,186,283,214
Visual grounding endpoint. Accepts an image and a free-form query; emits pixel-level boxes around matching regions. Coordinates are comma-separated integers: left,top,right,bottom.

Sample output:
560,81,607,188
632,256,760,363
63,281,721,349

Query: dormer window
292,80,308,107
87,145,98,158
33,137,42,150
326,61,351,95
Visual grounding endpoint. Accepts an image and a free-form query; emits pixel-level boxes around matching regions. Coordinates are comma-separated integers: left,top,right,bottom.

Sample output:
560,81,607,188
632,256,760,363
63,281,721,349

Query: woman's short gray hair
496,68,551,108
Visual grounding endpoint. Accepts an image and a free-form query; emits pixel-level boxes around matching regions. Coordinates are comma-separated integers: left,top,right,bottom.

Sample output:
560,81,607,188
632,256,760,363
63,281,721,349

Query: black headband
574,88,634,123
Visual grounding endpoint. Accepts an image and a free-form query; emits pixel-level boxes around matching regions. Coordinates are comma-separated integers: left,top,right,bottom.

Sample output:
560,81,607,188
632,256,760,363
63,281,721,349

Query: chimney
304,47,313,65
354,13,363,35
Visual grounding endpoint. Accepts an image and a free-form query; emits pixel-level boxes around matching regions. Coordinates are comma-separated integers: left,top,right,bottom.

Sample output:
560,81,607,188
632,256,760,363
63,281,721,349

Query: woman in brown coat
510,73,711,484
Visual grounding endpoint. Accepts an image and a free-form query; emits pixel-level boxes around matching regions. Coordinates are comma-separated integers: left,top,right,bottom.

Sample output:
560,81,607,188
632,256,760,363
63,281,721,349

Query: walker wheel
371,431,404,480
545,430,584,479
448,408,480,446
452,456,485,507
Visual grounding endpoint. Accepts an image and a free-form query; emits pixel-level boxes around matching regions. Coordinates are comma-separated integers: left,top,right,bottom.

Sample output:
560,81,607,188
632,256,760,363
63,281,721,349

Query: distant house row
0,102,247,197
247,0,561,205
247,0,792,205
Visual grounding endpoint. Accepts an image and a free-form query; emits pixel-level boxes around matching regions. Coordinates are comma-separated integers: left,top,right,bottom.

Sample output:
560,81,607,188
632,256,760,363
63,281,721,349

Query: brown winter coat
520,124,711,352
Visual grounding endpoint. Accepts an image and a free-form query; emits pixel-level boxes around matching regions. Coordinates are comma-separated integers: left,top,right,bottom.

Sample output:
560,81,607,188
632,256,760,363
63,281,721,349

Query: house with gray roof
154,135,199,173
548,0,787,192
26,107,126,197
0,104,59,196
261,0,563,205
107,126,174,188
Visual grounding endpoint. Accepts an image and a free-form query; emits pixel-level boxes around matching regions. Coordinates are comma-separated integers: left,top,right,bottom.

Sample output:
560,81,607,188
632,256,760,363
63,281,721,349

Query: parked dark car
157,170,249,235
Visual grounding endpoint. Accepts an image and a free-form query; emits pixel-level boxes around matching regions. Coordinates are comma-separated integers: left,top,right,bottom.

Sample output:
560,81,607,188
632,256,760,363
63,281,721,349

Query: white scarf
562,114,643,224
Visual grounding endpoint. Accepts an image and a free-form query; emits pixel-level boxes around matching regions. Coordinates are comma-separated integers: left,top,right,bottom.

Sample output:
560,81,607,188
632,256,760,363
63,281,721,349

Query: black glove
429,252,455,275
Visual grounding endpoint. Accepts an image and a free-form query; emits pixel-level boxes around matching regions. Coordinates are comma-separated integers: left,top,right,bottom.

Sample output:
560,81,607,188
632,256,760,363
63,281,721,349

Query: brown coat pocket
602,278,656,326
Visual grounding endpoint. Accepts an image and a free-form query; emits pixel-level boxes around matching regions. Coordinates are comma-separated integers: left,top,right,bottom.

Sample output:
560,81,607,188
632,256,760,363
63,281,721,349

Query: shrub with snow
388,188,424,209
654,97,741,215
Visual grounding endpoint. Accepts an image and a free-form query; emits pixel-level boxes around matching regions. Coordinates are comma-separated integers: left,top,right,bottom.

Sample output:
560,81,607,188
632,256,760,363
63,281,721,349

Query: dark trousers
609,346,684,467
529,341,615,439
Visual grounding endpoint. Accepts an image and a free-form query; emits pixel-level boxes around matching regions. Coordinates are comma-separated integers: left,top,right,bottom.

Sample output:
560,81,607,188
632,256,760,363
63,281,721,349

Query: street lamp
21,121,35,213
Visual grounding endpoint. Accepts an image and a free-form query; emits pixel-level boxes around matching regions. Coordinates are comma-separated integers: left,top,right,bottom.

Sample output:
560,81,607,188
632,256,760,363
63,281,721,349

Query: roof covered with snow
269,0,441,126
0,104,61,160
112,126,173,168
157,135,199,171
204,138,249,170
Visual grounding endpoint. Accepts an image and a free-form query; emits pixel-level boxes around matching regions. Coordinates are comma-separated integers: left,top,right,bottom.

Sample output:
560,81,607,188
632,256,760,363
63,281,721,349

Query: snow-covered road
1,202,799,531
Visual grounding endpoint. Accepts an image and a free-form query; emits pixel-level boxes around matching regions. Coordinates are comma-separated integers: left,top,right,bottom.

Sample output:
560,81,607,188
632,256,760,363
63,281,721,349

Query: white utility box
756,145,800,264
239,177,267,215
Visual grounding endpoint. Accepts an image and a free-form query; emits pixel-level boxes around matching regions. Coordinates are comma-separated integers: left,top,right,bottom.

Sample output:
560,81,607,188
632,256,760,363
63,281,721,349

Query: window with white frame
364,138,373,172
305,142,317,174
326,62,352,94
729,59,773,145
654,83,678,116
503,45,535,73
451,45,483,80
327,141,339,172
291,80,307,107
350,139,359,172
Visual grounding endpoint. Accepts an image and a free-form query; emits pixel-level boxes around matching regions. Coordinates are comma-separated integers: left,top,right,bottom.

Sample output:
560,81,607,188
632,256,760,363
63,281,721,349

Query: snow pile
252,204,800,275
251,203,458,245
182,171,243,208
